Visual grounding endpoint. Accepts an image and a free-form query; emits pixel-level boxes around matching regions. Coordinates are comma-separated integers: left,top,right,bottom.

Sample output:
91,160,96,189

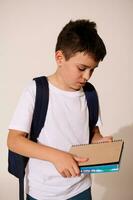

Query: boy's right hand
51,150,88,178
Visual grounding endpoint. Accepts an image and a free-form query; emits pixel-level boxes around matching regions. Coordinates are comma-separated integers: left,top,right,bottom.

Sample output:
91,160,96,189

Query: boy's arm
7,130,88,178
91,126,113,143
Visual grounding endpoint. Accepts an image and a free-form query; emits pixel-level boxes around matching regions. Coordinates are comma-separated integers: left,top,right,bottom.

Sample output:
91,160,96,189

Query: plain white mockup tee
9,80,93,200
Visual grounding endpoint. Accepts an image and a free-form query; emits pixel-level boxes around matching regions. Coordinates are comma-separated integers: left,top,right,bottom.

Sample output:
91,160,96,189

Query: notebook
69,140,124,173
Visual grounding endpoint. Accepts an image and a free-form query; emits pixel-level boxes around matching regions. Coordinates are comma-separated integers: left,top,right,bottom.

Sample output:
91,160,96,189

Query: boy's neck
48,72,79,92
48,72,67,91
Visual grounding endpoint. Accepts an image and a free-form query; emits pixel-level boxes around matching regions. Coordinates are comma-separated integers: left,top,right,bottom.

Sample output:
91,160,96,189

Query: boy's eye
78,67,86,71
78,67,94,72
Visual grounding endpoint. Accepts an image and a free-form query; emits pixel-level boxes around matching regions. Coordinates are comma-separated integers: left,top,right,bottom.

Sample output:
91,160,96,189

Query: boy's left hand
91,127,113,144
93,136,113,143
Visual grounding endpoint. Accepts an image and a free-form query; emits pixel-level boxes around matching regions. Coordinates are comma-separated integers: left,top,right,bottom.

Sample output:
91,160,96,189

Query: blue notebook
69,140,124,174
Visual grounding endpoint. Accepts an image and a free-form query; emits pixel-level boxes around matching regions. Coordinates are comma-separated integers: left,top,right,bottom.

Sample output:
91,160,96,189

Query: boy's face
55,51,99,91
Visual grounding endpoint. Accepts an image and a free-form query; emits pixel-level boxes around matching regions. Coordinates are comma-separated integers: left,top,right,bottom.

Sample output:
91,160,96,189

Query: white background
0,0,133,199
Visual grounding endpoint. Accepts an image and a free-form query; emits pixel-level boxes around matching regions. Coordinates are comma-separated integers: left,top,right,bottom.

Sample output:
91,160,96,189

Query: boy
7,19,112,200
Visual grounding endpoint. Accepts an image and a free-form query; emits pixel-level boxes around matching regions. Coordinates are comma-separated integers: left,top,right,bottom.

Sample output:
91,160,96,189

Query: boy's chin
71,85,82,91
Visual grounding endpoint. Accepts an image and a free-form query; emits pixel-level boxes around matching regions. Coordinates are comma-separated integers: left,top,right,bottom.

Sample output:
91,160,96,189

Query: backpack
8,76,99,200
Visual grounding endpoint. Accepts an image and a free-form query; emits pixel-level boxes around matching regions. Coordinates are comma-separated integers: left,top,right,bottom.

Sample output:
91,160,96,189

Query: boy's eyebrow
77,63,98,69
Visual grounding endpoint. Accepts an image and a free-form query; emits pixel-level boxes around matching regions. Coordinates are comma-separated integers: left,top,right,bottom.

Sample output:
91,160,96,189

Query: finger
74,156,89,162
100,136,113,142
63,169,72,178
72,165,80,176
60,171,66,178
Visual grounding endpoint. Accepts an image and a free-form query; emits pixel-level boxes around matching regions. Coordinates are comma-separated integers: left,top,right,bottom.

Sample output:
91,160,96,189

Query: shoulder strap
30,76,49,141
83,82,99,143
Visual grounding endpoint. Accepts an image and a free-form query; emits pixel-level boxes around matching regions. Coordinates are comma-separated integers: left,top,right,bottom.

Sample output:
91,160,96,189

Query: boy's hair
55,19,106,61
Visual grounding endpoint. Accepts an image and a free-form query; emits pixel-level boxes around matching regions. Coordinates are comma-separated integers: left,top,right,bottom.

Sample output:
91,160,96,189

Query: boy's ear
55,50,65,66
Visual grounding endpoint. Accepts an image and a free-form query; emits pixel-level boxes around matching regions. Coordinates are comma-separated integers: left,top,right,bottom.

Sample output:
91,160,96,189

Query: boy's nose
83,70,91,81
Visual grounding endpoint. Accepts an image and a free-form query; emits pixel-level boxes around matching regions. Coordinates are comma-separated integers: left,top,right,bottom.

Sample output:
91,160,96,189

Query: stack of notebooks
69,140,124,174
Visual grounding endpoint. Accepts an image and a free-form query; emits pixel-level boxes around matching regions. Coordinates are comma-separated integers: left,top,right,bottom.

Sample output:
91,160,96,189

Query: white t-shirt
9,80,97,200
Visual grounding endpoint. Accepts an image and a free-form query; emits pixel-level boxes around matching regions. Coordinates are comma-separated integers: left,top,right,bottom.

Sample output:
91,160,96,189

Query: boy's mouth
79,82,86,86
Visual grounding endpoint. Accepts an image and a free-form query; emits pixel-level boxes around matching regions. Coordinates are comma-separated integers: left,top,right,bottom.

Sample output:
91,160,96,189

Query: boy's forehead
69,52,99,67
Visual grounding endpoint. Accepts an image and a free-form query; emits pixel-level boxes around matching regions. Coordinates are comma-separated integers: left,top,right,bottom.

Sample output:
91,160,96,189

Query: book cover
69,140,124,174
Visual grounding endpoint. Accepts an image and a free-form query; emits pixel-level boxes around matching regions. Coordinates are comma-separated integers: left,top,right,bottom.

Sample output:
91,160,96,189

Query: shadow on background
92,123,133,200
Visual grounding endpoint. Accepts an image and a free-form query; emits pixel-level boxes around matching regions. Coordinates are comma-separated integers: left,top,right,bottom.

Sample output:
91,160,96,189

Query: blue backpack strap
8,76,49,200
30,76,49,141
83,82,99,143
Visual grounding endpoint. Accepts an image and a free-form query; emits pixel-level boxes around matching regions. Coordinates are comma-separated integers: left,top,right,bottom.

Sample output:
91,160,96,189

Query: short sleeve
9,80,36,133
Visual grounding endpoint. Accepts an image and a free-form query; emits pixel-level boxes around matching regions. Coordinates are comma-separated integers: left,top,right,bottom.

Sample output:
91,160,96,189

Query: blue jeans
26,187,92,200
